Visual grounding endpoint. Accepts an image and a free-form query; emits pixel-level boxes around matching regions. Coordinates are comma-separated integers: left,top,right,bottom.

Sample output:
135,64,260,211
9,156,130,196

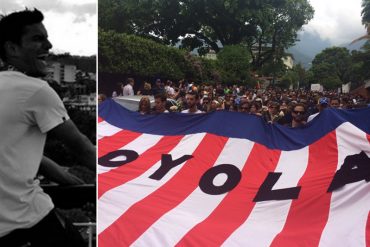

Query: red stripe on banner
98,135,183,198
98,129,142,158
367,211,370,247
176,143,281,247
270,131,338,247
367,134,370,144
98,134,228,247
98,116,104,123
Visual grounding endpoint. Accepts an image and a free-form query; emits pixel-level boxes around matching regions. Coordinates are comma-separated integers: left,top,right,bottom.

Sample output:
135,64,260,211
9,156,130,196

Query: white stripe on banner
98,133,207,234
132,138,255,247
98,133,163,174
98,121,122,140
222,146,309,247
319,122,370,247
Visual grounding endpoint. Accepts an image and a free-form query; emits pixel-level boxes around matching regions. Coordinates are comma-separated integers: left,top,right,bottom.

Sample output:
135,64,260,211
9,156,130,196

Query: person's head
330,97,340,108
268,101,280,115
280,102,288,113
138,96,151,114
210,100,219,111
127,77,135,86
143,82,151,90
249,102,260,114
185,91,199,109
155,78,161,87
98,94,106,104
318,97,329,111
239,102,250,113
202,96,210,105
154,93,167,113
292,103,306,123
0,8,52,77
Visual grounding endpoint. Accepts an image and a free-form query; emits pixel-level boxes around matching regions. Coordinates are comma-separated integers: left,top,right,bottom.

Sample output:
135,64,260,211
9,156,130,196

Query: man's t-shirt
123,84,134,96
0,71,69,237
181,109,203,114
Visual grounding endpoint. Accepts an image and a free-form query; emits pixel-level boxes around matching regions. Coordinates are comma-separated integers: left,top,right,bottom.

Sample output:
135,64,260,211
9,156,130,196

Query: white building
48,62,77,84
204,50,217,60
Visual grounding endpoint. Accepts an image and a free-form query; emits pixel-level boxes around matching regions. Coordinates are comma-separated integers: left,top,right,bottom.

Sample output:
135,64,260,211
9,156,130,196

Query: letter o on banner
98,150,139,167
199,164,242,195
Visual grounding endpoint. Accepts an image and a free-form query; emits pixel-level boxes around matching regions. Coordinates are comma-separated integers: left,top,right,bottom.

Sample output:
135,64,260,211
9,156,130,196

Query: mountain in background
288,32,331,68
288,31,367,69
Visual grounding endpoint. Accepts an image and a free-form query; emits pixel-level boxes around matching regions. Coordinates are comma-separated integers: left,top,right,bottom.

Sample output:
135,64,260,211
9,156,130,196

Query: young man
290,103,307,128
181,91,203,113
153,93,169,113
0,9,95,246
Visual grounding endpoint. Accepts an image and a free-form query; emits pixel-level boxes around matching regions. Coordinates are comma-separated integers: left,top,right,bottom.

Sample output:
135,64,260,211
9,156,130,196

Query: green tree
216,45,251,84
293,63,308,88
99,0,314,69
278,72,294,89
246,0,314,70
352,0,370,43
99,30,194,79
310,47,352,89
351,43,370,85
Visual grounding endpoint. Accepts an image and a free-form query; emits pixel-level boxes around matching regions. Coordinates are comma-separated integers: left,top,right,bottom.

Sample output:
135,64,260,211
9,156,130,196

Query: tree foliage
99,29,194,80
362,0,370,27
217,45,251,83
277,64,308,89
310,47,352,89
98,0,314,69
246,0,314,69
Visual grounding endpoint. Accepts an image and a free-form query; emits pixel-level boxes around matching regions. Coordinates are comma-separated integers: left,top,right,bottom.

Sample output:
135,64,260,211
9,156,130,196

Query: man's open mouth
37,54,48,65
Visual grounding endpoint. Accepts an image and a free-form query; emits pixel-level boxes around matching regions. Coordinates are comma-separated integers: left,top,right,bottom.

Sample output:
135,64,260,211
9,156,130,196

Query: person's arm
48,119,96,172
39,156,84,185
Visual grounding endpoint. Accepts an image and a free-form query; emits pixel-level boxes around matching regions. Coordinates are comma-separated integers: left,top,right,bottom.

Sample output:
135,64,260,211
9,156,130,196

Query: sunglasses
293,110,305,114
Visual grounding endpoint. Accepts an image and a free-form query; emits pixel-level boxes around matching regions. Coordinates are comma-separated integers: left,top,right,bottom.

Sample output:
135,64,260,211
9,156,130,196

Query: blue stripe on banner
99,99,370,151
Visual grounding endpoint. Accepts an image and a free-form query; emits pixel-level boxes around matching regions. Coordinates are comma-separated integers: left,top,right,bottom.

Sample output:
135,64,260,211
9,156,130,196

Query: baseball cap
319,97,329,105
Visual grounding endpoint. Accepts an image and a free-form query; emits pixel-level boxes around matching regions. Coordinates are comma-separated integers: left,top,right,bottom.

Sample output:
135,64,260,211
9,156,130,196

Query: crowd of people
101,77,369,128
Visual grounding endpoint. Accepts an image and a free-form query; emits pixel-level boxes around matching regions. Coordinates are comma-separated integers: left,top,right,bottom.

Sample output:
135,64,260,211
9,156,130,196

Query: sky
0,0,365,56
0,0,96,56
303,0,365,46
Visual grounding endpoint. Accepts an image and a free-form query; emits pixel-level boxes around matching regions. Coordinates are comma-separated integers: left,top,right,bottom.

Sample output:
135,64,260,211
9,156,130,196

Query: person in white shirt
307,97,330,122
0,9,95,246
181,91,203,114
122,77,135,96
165,80,175,97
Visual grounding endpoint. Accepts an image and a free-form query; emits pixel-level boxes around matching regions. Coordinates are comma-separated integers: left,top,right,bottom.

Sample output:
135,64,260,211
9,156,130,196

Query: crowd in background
99,77,369,128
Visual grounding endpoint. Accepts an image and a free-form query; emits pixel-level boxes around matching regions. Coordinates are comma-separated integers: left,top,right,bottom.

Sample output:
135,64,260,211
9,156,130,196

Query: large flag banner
98,99,370,247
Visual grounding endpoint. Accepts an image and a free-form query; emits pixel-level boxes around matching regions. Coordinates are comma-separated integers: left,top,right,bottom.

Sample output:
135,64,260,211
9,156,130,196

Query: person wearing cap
307,97,330,122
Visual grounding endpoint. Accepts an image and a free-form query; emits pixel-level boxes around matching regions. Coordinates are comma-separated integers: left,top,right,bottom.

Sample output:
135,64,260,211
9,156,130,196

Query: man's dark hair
293,102,307,112
186,90,199,99
126,77,134,84
0,8,44,61
154,93,167,102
